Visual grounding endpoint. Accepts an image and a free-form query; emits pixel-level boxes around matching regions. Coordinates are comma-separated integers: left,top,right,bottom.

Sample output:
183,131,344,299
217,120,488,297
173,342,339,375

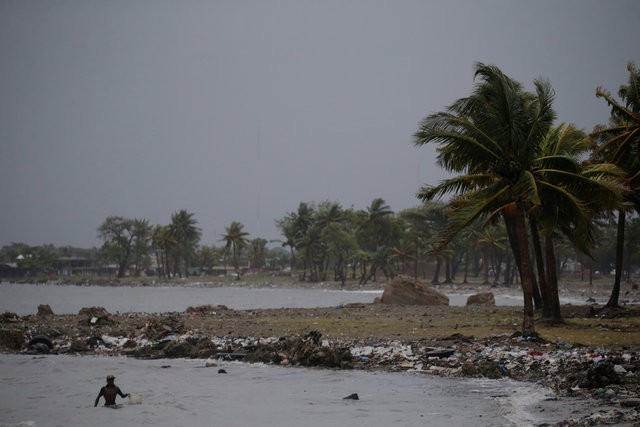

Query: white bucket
128,393,143,404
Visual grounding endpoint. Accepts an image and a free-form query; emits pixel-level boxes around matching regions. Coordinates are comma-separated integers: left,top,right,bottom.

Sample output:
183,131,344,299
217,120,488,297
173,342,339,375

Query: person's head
106,374,115,384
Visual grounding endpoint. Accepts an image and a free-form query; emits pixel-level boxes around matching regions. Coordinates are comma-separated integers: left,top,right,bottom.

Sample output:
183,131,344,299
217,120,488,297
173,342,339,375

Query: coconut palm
152,225,173,278
415,63,622,331
414,63,556,335
529,124,621,322
221,221,249,279
592,62,640,307
169,210,201,277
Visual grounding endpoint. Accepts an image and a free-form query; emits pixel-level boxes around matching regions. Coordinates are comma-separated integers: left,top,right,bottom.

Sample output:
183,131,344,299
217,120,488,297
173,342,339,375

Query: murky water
0,354,592,427
0,282,586,316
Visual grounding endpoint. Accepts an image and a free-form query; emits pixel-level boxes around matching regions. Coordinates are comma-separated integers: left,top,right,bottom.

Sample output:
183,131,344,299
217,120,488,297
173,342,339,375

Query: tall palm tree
592,62,640,307
414,63,556,335
169,210,201,277
221,221,249,279
415,63,622,331
529,124,621,322
358,198,396,284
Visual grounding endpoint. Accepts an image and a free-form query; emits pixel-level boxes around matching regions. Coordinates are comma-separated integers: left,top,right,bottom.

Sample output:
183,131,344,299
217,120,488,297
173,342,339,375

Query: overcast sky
1,0,638,249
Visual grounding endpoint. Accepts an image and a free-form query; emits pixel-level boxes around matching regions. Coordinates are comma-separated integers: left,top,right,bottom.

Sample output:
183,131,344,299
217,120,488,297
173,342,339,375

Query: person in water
94,374,129,407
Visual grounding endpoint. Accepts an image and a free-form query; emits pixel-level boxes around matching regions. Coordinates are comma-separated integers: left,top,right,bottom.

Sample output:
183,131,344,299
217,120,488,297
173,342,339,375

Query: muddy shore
2,279,640,426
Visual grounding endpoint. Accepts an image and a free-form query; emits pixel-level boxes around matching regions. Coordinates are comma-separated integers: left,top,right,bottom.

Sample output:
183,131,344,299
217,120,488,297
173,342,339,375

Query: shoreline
1,280,639,425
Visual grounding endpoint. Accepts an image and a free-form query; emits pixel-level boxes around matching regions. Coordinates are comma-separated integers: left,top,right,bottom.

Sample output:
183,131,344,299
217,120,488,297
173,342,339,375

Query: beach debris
0,328,24,350
380,276,449,306
78,307,112,325
26,335,53,354
185,304,229,314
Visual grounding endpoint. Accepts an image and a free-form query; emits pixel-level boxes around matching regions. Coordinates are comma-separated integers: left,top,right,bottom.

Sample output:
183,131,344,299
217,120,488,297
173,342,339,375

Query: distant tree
248,238,268,269
0,242,31,263
169,210,201,277
15,244,59,275
151,224,176,278
592,62,640,307
196,245,220,274
221,221,250,279
98,216,151,278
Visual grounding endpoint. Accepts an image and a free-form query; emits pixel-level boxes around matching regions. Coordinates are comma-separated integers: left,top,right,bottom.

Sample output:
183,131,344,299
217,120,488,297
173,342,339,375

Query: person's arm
116,386,129,399
94,388,104,407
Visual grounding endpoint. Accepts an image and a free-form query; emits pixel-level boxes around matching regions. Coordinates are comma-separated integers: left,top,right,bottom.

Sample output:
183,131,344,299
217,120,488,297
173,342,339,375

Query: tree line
1,62,638,337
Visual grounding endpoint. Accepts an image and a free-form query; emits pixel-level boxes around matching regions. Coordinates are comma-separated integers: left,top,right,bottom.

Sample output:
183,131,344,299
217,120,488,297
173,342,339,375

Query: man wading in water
94,374,129,407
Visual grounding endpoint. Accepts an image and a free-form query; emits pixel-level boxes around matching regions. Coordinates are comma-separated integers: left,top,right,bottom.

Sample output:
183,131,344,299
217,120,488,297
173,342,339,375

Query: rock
0,328,24,350
466,293,495,306
36,304,54,317
218,369,227,374
380,276,449,306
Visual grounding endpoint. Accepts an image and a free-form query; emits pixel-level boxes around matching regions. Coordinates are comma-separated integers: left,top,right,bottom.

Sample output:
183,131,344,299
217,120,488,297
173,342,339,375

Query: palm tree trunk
431,256,441,285
463,249,469,284
530,218,552,319
482,251,489,284
544,236,564,323
504,204,536,335
606,209,625,308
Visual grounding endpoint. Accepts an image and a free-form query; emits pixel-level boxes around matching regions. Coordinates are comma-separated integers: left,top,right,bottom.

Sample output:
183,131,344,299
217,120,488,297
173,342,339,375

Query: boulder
37,304,54,317
466,292,495,306
380,277,449,306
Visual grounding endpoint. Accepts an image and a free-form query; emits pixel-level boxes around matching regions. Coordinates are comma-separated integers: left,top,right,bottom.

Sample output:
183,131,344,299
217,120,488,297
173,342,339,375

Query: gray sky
1,0,638,249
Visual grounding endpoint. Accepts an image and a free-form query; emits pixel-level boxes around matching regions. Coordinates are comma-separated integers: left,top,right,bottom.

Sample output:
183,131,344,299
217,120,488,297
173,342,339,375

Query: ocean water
0,282,583,316
0,354,593,427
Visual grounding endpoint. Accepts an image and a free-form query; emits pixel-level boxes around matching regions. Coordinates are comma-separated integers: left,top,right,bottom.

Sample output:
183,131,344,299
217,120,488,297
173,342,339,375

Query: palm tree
248,238,268,269
358,198,396,284
530,124,621,321
169,210,201,277
415,63,622,331
152,224,176,278
592,62,640,307
414,63,556,335
221,221,249,279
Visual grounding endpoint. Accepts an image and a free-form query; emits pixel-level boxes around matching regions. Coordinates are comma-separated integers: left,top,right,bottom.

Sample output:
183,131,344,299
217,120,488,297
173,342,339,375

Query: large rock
37,304,54,317
380,277,449,306
466,292,495,306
